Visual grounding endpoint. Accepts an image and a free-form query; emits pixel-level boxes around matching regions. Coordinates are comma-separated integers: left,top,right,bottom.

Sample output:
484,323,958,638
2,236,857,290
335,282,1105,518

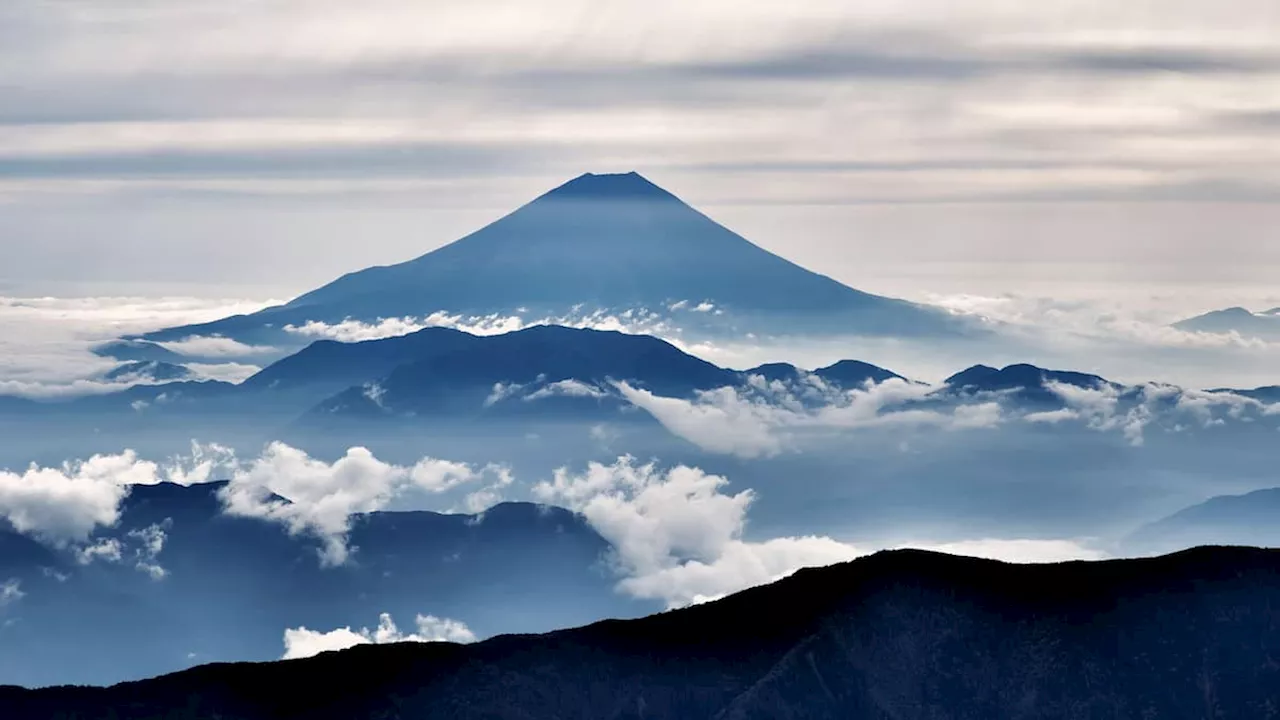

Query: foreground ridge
4,546,1278,719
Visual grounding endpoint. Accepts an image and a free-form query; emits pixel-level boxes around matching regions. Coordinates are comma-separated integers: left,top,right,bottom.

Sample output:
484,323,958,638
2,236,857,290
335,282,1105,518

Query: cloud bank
0,296,274,398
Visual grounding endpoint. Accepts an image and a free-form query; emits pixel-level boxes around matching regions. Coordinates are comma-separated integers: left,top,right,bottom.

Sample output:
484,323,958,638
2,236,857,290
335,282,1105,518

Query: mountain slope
4,547,1277,718
140,172,965,345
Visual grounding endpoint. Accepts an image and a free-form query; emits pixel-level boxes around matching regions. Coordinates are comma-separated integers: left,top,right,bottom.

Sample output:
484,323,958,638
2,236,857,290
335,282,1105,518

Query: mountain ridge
4,546,1277,718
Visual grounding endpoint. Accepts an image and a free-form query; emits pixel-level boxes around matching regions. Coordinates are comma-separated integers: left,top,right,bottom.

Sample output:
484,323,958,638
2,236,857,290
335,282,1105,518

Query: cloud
533,457,864,607
1039,380,1280,446
0,440,509,568
0,579,22,607
184,361,262,384
524,379,608,401
285,313,525,342
900,539,1106,564
0,295,275,398
0,451,156,546
616,377,1003,459
127,522,170,580
155,336,275,358
532,456,1112,607
163,441,239,487
284,306,681,345
281,612,476,660
71,520,170,579
74,538,123,565
218,442,508,566
616,383,784,459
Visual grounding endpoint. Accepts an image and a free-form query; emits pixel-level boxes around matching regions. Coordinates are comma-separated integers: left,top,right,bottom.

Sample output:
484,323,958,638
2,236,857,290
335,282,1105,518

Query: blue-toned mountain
140,172,969,347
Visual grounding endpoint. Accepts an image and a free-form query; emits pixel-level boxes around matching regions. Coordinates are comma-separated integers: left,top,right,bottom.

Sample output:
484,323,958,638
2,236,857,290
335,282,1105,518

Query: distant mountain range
0,482,643,688
1126,488,1280,554
135,172,972,349
1172,306,1280,341
5,546,1277,718
8,325,1280,433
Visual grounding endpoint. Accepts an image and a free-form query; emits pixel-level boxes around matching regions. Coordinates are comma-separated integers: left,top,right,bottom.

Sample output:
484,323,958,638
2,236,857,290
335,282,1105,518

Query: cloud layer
0,296,274,398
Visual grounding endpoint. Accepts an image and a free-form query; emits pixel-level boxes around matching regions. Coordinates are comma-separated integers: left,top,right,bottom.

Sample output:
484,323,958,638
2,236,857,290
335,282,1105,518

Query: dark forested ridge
4,546,1278,719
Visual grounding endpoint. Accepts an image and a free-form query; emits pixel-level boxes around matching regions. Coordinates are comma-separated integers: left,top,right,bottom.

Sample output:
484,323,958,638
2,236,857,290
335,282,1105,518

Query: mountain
741,360,906,387
102,361,193,383
240,327,480,396
0,482,645,688
1211,385,1280,403
306,325,739,421
1126,488,1280,554
5,546,1278,718
138,172,968,348
92,340,185,364
1172,306,1280,341
944,363,1112,405
814,359,906,386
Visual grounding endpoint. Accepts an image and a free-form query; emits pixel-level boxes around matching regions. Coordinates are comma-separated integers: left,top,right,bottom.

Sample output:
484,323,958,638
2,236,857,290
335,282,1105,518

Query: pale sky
2,0,1279,309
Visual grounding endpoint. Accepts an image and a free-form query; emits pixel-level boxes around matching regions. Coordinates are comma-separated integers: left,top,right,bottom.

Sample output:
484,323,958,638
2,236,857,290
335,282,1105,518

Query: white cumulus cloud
218,442,509,566
533,457,864,608
281,612,476,660
0,451,156,546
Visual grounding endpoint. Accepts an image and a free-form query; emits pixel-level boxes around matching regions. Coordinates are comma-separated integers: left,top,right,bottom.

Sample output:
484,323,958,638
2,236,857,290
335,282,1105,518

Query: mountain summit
142,172,966,345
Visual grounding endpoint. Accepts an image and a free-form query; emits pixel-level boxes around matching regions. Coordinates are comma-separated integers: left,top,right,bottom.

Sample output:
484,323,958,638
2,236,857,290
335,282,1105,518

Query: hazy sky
3,0,1279,308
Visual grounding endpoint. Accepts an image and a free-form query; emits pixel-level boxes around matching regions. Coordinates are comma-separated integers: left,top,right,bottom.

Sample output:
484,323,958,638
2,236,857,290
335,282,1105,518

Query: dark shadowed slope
944,363,1112,404
5,547,1278,719
140,172,966,345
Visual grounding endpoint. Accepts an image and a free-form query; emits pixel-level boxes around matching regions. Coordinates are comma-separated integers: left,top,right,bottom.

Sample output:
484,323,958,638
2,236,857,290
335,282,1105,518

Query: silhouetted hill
139,172,966,347
5,547,1277,718
740,362,805,383
740,360,906,388
944,363,1112,405
813,359,905,386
